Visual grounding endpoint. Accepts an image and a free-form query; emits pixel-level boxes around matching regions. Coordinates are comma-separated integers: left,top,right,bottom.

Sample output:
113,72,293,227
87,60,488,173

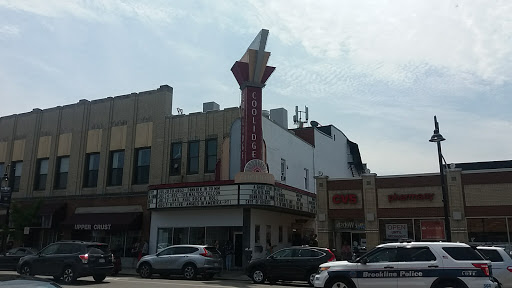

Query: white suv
314,241,499,288
477,246,512,288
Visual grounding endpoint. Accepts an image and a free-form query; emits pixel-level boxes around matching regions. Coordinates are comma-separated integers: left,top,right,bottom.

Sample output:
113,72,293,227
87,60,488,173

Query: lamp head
429,132,446,143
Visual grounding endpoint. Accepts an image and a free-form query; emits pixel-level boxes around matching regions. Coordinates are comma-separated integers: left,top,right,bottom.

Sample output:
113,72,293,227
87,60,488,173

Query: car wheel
93,274,107,282
20,264,32,276
183,264,197,280
325,278,353,288
139,262,153,278
436,282,463,288
251,268,266,284
62,266,76,284
307,271,317,286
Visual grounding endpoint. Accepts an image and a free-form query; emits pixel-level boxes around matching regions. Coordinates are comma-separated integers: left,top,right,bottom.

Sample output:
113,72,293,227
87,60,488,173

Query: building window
280,158,286,181
55,156,69,189
170,143,182,176
304,168,309,190
34,158,49,190
279,226,283,243
134,148,151,184
205,139,217,173
84,153,100,188
266,225,271,245
108,150,124,186
10,161,22,192
0,163,4,177
187,141,199,174
255,225,260,244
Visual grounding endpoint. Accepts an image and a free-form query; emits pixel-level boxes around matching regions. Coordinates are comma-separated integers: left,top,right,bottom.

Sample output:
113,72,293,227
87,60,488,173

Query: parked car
477,246,512,288
136,244,222,280
246,245,336,286
17,240,114,284
0,247,38,270
0,274,62,287
314,241,499,288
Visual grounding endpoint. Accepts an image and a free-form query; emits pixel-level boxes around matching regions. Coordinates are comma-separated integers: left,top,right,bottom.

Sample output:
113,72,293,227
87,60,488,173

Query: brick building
315,160,512,260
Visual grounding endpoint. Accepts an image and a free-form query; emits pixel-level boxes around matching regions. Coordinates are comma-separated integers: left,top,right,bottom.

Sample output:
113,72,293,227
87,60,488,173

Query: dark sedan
0,248,38,271
246,246,336,286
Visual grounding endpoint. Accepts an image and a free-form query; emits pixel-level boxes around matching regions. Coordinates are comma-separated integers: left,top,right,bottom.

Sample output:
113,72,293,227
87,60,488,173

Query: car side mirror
360,257,368,264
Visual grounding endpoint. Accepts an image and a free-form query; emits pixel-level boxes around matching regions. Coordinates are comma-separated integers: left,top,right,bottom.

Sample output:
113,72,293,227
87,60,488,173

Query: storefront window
468,218,508,243
189,227,205,245
413,219,446,241
379,219,414,243
205,226,229,247
157,228,173,252
173,227,189,245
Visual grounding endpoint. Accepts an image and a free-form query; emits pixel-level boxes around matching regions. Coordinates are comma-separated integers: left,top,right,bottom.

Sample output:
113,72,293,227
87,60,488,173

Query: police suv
314,241,499,288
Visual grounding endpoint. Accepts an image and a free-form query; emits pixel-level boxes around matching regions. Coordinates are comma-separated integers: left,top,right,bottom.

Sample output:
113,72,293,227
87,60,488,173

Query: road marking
107,277,239,287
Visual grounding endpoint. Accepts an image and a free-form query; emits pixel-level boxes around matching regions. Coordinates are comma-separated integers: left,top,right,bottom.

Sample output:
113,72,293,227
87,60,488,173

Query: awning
39,202,67,216
62,212,142,231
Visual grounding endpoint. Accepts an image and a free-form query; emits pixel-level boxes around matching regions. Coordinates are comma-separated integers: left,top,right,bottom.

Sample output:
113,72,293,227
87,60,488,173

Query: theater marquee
148,184,316,214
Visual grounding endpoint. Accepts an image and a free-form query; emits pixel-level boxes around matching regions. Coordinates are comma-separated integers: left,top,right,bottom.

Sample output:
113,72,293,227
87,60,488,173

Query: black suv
246,246,336,286
17,240,113,284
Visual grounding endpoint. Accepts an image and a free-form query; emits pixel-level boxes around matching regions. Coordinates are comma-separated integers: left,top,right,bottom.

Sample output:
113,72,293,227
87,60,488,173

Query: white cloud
0,24,19,36
246,0,512,85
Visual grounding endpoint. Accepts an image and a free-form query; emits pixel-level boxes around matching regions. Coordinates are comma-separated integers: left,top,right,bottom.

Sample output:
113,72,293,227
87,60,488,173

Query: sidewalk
118,268,249,281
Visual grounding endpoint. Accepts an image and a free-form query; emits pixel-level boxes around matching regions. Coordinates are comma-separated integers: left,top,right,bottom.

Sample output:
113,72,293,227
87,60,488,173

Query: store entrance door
338,231,367,260
234,232,243,267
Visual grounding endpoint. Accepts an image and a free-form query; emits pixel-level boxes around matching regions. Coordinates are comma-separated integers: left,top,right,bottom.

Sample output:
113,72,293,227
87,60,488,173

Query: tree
2,200,42,245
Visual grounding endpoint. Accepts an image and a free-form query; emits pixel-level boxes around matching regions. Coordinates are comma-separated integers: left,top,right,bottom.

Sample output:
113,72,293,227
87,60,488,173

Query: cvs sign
332,194,357,204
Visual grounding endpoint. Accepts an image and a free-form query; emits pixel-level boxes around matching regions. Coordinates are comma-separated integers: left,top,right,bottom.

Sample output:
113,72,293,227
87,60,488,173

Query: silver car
136,245,222,280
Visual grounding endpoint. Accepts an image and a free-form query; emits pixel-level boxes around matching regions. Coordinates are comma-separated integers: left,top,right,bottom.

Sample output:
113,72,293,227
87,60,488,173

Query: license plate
99,258,105,263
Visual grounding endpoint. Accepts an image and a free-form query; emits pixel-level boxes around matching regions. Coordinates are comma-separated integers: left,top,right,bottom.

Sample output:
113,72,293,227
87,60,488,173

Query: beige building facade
0,85,242,256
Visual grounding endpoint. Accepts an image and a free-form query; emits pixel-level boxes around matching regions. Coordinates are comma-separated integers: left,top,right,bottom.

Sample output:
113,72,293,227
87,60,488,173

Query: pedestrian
131,240,141,267
309,234,318,247
141,239,149,258
341,241,351,260
224,240,234,271
266,240,275,256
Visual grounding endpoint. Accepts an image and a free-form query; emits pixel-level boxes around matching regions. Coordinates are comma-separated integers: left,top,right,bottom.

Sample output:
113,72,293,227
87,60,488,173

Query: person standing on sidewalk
224,240,234,271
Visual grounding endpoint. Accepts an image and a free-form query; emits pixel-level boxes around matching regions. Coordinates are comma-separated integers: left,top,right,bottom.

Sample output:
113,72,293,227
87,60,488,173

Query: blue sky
0,0,510,175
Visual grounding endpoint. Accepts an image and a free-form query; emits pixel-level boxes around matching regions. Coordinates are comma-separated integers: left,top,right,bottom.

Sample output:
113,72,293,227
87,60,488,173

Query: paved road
0,271,310,287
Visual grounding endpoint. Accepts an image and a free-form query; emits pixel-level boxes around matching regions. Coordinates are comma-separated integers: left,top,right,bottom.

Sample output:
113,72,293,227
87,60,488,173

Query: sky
0,0,511,176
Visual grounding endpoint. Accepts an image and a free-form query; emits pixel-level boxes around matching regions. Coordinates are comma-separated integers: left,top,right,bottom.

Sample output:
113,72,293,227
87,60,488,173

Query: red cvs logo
332,194,357,204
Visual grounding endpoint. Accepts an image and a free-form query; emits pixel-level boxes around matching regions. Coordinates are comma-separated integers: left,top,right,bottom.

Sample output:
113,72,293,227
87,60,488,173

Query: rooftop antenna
293,105,309,128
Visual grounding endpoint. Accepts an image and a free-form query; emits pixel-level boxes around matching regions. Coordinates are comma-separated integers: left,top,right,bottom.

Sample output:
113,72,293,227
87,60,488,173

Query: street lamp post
0,166,11,253
429,116,451,242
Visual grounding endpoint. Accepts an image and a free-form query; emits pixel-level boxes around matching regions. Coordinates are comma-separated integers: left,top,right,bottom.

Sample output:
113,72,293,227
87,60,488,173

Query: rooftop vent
203,102,220,112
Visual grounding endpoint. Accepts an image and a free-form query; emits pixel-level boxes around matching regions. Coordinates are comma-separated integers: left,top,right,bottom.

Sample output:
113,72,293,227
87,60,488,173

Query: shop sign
388,193,434,202
74,224,112,230
335,220,365,231
240,87,264,170
420,220,445,240
385,224,408,239
332,194,357,204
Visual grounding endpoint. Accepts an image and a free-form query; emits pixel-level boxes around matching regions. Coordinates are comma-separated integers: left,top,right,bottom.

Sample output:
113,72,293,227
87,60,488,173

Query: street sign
0,186,12,206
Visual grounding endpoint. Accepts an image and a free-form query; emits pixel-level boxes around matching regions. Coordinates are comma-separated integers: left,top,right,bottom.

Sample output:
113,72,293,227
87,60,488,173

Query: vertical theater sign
231,29,275,172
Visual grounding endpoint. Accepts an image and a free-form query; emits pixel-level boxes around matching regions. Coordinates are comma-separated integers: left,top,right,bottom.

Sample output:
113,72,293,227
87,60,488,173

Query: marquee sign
231,29,275,171
149,184,316,214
